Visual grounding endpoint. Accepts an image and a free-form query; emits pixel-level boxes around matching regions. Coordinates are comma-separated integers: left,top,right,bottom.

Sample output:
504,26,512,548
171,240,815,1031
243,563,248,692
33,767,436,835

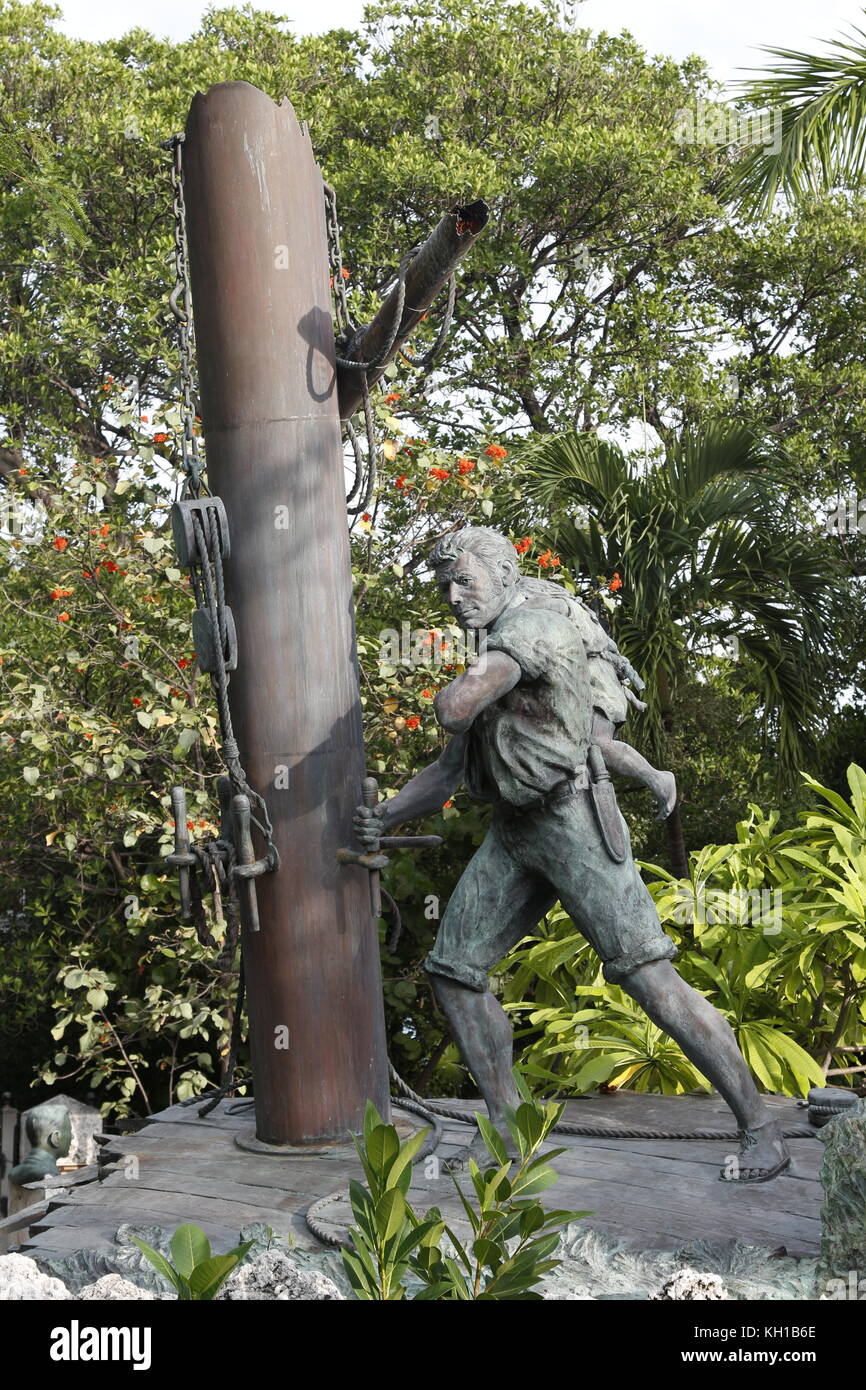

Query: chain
189,506,279,865
162,134,206,502
161,132,280,865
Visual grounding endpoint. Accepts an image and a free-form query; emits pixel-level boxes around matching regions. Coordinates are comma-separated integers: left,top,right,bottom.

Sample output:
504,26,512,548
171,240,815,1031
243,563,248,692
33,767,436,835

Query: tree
515,423,842,876
0,0,863,1108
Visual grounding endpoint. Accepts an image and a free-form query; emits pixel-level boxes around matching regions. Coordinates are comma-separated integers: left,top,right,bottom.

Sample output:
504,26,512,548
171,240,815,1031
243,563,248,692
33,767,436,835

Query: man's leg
424,812,555,1164
528,794,789,1181
620,960,789,1178
429,975,523,1157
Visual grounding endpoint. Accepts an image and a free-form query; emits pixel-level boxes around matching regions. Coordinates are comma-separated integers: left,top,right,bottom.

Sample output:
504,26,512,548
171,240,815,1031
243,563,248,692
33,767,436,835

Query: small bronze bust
10,1102,72,1184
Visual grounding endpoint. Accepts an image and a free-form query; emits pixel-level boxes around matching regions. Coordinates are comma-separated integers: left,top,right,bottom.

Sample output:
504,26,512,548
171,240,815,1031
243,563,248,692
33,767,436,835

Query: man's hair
429,526,518,583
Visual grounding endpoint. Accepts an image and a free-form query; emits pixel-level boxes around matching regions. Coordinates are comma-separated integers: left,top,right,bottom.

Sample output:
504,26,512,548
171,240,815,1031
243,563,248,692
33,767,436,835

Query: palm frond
721,17,866,214
517,432,629,512
665,423,769,500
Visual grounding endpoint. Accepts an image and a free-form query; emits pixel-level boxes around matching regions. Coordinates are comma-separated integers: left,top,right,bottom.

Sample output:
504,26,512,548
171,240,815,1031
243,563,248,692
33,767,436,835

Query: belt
494,767,589,816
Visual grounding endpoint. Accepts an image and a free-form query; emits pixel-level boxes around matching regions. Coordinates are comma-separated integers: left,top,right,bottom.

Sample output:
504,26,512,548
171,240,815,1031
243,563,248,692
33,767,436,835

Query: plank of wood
33,1184,323,1238
549,1143,822,1202
95,1167,351,1207
551,1135,821,1178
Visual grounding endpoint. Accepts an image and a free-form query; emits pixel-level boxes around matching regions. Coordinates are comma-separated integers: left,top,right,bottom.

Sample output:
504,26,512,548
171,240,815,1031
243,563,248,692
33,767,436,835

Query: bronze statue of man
354,526,790,1181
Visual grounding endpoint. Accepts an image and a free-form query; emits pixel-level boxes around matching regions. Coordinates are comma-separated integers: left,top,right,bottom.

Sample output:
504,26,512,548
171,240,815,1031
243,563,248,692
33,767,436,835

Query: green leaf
375,1186,408,1242
186,1253,241,1300
476,1114,509,1165
366,1121,400,1179
23,766,39,785
129,1238,182,1294
171,1223,211,1278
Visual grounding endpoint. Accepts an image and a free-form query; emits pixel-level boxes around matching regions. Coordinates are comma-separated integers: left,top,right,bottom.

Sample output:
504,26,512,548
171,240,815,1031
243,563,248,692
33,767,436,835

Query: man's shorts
424,788,677,991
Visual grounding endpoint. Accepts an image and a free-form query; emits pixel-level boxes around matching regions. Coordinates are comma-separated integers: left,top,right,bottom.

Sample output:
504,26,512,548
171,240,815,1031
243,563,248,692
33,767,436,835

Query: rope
381,887,402,954
387,1063,817,1141
304,1099,444,1248
323,181,456,514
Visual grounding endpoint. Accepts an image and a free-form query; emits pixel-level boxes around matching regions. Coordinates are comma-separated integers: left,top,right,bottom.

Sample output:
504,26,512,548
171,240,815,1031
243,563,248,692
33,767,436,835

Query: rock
217,1249,344,1300
651,1268,730,1300
0,1252,71,1300
818,1097,866,1282
537,1226,817,1300
77,1274,162,1300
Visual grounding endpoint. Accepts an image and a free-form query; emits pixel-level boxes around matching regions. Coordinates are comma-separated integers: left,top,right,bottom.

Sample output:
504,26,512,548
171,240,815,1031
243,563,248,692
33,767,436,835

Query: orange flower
609,572,622,592
421,688,432,698
395,474,407,489
140,415,148,423
457,458,475,474
538,549,553,569
57,611,70,622
551,556,561,567
131,696,142,707
18,467,27,476
177,657,190,669
52,536,68,551
485,444,508,461
342,267,350,280
406,715,420,730
186,819,195,831
100,523,110,537
361,513,371,523
443,799,453,808
104,560,119,572
429,467,450,481
385,392,401,405
515,537,532,555
152,433,169,445
82,570,92,578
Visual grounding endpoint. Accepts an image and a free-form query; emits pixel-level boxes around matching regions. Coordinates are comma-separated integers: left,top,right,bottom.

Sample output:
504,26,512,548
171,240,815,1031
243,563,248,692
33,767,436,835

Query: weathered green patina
354,527,790,1180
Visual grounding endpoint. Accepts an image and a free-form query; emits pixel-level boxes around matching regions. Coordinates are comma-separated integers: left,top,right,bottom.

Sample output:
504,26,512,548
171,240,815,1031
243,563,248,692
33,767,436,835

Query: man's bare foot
719,1115,791,1183
651,770,677,821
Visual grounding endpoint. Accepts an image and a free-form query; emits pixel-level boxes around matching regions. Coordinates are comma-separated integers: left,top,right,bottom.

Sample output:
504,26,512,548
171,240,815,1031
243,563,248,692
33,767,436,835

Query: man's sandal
719,1120,792,1183
719,1153,792,1183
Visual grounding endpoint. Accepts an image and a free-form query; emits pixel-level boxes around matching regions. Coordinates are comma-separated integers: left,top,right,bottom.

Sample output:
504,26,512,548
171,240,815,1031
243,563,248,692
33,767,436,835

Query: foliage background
1,0,864,1114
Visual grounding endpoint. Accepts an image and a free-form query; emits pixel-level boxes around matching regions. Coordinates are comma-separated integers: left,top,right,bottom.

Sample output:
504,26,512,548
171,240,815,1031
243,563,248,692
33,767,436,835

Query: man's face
435,549,512,629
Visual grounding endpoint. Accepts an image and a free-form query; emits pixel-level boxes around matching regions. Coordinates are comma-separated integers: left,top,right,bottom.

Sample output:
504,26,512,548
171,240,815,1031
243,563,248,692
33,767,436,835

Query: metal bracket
336,774,443,920
166,786,197,919
167,778,277,935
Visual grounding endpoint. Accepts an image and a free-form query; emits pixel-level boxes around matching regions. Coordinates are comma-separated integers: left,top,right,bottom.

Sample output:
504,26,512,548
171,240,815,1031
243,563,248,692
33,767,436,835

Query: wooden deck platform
19,1091,823,1265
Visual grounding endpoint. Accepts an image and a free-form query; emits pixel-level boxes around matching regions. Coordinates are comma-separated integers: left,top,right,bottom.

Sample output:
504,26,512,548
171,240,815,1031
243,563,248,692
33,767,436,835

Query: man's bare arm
433,650,521,734
353,733,468,847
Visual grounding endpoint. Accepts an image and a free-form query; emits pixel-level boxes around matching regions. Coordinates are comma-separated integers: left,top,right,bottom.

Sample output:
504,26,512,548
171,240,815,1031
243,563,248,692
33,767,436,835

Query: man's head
429,527,519,629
